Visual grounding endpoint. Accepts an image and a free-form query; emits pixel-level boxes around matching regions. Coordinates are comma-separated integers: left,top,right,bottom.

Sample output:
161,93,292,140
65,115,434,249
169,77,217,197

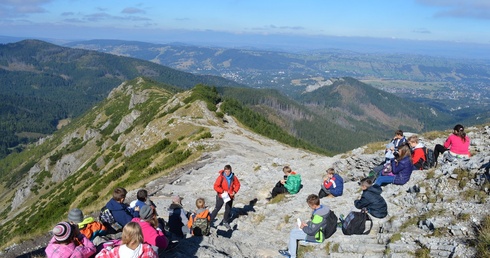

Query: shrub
476,215,490,258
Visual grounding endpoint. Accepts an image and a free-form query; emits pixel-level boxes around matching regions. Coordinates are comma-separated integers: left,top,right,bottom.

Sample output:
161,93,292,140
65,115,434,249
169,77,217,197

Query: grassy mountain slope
0,40,243,158
298,77,454,132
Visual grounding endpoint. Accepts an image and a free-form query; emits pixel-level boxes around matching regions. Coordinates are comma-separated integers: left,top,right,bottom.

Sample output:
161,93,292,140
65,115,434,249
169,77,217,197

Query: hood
106,198,125,211
313,204,330,217
414,143,425,149
168,203,183,210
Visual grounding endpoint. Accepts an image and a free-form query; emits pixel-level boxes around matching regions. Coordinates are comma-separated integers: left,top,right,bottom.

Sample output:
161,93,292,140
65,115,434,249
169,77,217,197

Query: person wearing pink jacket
131,205,169,253
45,221,96,258
434,124,471,166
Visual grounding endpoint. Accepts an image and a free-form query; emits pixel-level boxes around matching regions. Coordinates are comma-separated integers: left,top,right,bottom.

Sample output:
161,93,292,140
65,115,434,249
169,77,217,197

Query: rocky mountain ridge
0,78,489,258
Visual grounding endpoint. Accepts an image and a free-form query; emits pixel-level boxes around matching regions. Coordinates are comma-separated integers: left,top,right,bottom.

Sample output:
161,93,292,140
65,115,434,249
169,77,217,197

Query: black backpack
99,206,123,232
341,210,373,235
322,210,338,239
422,147,435,169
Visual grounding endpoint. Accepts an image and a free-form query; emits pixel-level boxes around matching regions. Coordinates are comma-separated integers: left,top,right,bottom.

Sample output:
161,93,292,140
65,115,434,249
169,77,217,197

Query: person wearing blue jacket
105,187,140,227
355,178,388,219
375,145,415,186
318,168,344,198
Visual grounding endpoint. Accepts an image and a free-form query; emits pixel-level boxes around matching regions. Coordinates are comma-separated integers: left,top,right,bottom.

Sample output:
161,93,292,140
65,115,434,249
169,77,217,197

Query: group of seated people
45,124,471,258
46,188,210,258
373,124,470,187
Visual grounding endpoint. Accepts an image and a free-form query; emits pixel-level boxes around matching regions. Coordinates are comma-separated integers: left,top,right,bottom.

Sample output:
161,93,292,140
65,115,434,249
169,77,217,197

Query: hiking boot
278,249,291,257
223,222,231,230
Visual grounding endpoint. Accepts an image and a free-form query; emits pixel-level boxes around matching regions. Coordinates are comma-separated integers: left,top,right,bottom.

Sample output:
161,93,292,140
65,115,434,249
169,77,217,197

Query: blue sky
1,0,489,45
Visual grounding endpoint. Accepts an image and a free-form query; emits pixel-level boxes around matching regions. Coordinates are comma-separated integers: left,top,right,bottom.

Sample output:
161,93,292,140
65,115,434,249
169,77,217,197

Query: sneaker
278,249,291,257
223,222,231,230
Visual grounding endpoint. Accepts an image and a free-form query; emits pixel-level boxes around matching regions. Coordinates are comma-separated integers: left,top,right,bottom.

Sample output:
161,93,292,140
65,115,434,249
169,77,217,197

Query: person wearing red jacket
210,164,241,230
408,135,426,170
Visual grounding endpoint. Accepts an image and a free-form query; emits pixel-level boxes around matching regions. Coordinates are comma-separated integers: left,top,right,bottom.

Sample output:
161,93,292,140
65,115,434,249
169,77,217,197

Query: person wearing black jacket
354,178,387,219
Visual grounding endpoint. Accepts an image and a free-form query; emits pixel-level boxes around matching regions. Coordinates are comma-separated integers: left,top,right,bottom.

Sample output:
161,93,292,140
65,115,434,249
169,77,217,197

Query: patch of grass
195,131,212,140
254,165,261,171
268,194,286,204
324,242,331,254
422,130,447,141
331,243,339,252
431,228,447,237
253,214,265,224
384,247,391,256
426,170,435,179
462,189,478,201
476,215,490,258
400,216,419,230
297,245,315,258
458,213,471,221
390,233,402,242
415,247,431,258
363,142,385,154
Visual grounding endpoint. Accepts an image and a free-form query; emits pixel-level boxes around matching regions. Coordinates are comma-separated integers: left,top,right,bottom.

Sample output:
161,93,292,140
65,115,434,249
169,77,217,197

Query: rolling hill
0,40,243,158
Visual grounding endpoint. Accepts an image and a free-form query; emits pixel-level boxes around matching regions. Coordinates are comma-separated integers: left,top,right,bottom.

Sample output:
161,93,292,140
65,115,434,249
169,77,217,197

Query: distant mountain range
64,39,490,125
0,39,483,159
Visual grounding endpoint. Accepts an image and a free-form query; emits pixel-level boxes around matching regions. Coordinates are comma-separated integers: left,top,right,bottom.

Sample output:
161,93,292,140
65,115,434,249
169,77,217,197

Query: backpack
322,210,338,239
99,206,123,232
190,209,210,236
422,147,435,169
341,210,373,235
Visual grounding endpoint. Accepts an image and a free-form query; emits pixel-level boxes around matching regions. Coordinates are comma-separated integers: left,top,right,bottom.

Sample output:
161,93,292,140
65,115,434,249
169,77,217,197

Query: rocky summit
1,79,489,258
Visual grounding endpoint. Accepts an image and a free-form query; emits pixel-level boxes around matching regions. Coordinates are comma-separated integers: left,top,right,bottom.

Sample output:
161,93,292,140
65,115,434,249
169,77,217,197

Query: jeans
374,174,395,186
287,228,307,258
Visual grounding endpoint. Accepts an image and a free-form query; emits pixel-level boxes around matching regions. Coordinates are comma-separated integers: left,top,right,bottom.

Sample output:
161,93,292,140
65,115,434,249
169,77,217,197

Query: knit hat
172,195,183,203
140,205,153,220
53,222,72,242
68,208,84,223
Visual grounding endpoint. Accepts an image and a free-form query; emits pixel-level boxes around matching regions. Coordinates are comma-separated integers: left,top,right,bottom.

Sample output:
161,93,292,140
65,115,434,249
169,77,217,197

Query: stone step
338,243,387,253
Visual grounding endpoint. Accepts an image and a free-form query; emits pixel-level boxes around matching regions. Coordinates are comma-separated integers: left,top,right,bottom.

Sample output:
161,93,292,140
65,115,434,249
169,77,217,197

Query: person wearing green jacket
270,166,302,198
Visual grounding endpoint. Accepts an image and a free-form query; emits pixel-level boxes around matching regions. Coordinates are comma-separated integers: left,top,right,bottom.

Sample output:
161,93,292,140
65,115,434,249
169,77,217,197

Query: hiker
407,135,426,170
270,166,302,198
167,195,190,239
374,145,414,186
210,164,241,230
67,208,107,246
433,124,471,166
95,222,158,258
187,197,211,236
318,168,343,198
391,129,407,153
105,187,140,227
131,205,169,253
45,221,96,258
130,189,156,211
354,178,388,219
278,194,331,258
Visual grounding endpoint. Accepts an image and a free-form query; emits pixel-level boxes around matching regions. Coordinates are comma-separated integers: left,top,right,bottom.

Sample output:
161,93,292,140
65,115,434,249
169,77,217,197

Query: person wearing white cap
167,195,190,239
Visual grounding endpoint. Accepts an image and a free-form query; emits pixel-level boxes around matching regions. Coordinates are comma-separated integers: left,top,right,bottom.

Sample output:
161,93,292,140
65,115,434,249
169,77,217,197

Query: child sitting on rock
105,187,140,228
354,178,387,219
187,197,211,236
67,208,107,246
167,195,190,239
45,221,96,258
318,168,344,198
270,166,302,198
278,194,331,258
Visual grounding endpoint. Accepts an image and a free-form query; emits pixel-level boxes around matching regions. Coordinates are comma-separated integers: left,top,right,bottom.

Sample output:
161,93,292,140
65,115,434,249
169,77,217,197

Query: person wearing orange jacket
210,164,240,230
